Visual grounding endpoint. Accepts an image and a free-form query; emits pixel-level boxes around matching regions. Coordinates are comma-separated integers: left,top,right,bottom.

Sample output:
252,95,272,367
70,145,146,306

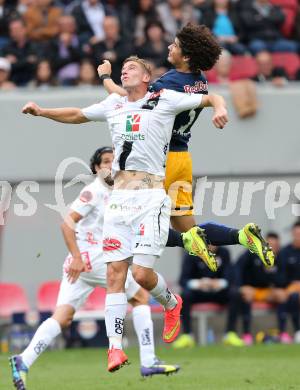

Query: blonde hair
122,56,152,78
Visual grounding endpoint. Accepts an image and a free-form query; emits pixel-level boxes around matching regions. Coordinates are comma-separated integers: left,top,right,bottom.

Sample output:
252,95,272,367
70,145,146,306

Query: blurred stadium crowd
0,0,300,90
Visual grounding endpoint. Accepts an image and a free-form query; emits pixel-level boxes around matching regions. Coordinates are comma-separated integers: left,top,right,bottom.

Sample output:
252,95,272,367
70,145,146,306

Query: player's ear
183,56,190,63
142,73,151,83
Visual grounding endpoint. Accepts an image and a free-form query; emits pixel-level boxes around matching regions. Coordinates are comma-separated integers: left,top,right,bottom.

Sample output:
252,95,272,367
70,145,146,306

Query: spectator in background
0,57,16,90
133,0,161,46
75,58,98,86
91,15,132,83
45,15,81,85
1,18,38,86
277,222,300,344
173,245,232,348
156,0,197,42
210,49,232,84
29,58,57,88
252,50,289,86
136,21,169,75
111,0,134,42
72,0,115,48
198,0,247,55
240,0,298,54
0,0,19,50
24,0,62,42
224,233,287,346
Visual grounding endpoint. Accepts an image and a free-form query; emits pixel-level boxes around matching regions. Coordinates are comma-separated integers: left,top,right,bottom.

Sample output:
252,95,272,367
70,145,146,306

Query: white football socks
21,317,61,368
132,305,155,367
105,293,128,350
150,273,177,310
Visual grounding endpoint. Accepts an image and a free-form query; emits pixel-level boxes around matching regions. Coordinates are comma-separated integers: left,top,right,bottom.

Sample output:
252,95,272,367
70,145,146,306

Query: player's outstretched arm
22,101,89,124
200,94,228,129
61,211,89,283
97,60,127,96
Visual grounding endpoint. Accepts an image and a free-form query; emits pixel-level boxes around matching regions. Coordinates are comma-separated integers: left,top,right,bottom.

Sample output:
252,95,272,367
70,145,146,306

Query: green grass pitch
1,345,299,390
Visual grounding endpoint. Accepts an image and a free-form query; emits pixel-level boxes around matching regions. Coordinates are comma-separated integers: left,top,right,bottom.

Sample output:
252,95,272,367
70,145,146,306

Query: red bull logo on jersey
126,114,141,132
184,81,208,93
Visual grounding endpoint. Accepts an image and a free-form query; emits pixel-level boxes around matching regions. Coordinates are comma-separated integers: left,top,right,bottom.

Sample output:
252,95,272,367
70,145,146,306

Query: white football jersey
70,178,111,250
82,89,202,177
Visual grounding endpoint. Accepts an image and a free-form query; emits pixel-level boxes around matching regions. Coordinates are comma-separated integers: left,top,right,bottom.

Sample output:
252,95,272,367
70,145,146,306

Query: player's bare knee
52,305,74,329
107,261,128,290
129,288,149,306
132,268,146,287
60,315,73,329
132,267,152,289
132,268,155,291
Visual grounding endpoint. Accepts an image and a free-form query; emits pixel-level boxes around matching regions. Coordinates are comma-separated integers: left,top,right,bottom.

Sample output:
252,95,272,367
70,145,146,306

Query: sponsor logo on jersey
184,81,208,93
123,114,145,141
80,190,93,203
126,114,141,132
109,203,142,212
103,237,122,251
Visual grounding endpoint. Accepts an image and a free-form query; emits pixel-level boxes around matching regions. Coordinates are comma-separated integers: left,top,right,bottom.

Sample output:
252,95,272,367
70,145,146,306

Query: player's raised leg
199,222,275,267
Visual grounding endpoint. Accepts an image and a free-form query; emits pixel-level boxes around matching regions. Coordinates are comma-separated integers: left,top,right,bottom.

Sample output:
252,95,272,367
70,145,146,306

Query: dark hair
90,147,113,174
35,59,57,87
176,23,222,73
266,232,279,239
144,20,165,39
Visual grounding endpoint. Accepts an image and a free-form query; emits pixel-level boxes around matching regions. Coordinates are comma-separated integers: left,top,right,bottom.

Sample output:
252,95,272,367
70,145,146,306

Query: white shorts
56,247,140,310
102,189,171,264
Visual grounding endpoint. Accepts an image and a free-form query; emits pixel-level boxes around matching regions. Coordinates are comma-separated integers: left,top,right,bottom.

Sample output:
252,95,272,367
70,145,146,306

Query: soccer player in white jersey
21,56,228,372
9,146,181,390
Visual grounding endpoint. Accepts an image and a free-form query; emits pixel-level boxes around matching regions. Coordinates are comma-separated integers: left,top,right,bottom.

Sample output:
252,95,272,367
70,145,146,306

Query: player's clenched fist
212,107,228,129
22,102,42,116
97,59,112,78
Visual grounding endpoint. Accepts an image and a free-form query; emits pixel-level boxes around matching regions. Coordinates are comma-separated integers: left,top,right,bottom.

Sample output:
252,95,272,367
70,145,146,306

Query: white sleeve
81,101,107,121
81,93,120,121
165,90,203,114
70,185,99,217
